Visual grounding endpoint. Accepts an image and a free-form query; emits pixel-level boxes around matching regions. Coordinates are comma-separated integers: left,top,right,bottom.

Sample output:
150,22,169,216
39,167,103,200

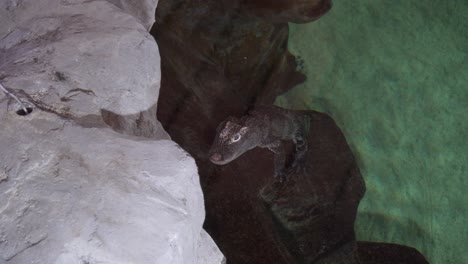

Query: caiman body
208,105,310,180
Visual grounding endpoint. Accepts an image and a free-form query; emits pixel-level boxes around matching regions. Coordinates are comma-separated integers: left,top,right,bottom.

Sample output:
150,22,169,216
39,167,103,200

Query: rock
198,230,227,264
0,0,166,138
0,0,224,263
153,0,366,262
357,242,429,264
237,0,333,23
106,0,160,30
153,0,307,158
259,111,366,263
153,0,430,263
0,114,205,264
0,169,8,183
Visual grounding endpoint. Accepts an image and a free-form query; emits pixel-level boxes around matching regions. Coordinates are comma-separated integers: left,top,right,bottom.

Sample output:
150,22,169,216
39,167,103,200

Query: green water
276,1,467,263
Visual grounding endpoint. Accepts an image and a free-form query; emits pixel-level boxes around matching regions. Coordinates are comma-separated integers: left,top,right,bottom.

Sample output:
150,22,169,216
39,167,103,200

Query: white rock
0,0,224,263
0,0,165,138
106,0,160,30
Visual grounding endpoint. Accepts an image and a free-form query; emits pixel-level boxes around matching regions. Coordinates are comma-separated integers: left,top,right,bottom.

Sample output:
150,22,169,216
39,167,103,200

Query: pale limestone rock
106,0,160,30
0,0,224,263
0,0,166,138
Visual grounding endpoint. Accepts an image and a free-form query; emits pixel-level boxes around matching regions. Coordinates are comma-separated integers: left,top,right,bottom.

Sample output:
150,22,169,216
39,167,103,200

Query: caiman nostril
210,153,222,161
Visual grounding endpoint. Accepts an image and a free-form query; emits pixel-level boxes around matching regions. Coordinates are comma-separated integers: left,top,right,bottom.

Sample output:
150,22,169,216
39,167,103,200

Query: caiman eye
232,133,241,142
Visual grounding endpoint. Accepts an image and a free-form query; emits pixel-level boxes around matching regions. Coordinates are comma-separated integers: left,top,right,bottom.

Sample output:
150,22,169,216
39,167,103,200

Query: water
276,1,468,263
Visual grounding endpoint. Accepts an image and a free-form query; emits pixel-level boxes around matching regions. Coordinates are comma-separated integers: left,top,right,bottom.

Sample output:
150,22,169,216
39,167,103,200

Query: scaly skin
208,105,310,181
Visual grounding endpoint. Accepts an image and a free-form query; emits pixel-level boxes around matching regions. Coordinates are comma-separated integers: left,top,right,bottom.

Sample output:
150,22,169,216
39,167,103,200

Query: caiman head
208,117,256,165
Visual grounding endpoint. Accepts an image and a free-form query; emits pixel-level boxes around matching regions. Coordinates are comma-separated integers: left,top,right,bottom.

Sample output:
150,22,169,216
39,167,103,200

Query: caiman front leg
293,115,311,164
265,141,287,181
291,133,308,171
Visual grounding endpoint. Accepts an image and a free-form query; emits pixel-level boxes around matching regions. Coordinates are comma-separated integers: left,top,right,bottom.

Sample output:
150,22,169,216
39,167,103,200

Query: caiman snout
209,153,222,163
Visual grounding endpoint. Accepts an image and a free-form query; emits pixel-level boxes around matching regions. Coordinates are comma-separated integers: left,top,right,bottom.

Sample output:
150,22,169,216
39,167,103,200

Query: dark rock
152,0,428,263
357,242,429,264
152,1,307,153
151,0,357,263
237,0,333,24
151,0,322,261
259,111,365,263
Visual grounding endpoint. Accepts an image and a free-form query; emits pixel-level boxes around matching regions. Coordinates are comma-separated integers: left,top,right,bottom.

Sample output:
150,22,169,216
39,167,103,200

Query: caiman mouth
209,152,237,165
210,159,230,165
